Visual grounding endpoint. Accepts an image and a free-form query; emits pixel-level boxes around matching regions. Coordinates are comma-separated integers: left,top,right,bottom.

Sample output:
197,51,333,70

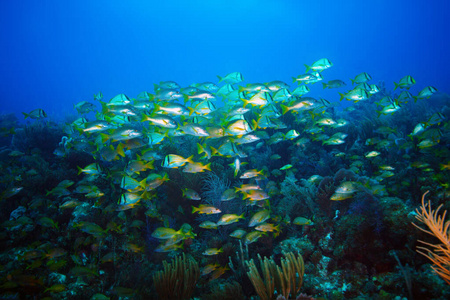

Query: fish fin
393,82,399,90
116,143,125,157
210,146,218,156
322,82,327,89
304,64,311,72
251,119,258,130
100,133,109,144
186,155,194,164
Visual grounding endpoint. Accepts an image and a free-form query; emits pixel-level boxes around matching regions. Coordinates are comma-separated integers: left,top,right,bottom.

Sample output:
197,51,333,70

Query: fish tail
251,119,258,130
77,166,83,175
322,82,327,89
204,162,211,171
339,93,345,101
210,146,218,156
100,133,109,144
197,143,204,155
139,178,147,188
116,143,125,157
22,112,29,119
280,104,289,115
186,155,194,164
304,64,311,73
393,82,399,90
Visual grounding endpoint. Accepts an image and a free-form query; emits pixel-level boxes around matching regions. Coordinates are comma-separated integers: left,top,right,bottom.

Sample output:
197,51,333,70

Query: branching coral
412,191,450,284
152,253,200,299
246,251,305,300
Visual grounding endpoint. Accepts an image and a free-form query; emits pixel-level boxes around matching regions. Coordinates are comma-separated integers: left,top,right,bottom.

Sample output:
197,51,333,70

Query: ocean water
1,1,450,299
1,0,449,119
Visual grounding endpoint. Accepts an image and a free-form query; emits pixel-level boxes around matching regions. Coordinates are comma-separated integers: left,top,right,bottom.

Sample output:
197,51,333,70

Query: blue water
1,0,449,120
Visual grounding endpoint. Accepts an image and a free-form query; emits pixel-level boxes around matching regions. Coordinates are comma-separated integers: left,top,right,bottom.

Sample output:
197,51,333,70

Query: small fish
226,119,253,136
230,229,247,239
154,103,189,116
217,72,244,84
191,204,221,214
221,188,237,201
75,101,96,114
100,126,142,142
182,188,201,200
230,157,241,177
154,81,180,91
183,162,211,173
125,160,154,175
394,75,415,90
199,221,218,229
240,169,265,179
77,163,102,176
322,79,346,89
151,227,184,240
293,217,313,225
280,99,315,114
378,103,401,116
413,86,438,102
209,265,229,280
351,72,372,84
365,151,380,158
82,120,114,133
330,191,354,201
339,88,370,101
22,108,47,119
201,263,221,276
235,184,262,193
59,200,82,209
305,58,333,72
141,114,178,128
291,85,310,97
162,154,194,169
217,213,245,226
243,190,269,201
202,247,223,256
284,129,300,140
241,91,271,108
255,222,280,232
244,231,264,245
280,164,293,170
248,209,270,227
